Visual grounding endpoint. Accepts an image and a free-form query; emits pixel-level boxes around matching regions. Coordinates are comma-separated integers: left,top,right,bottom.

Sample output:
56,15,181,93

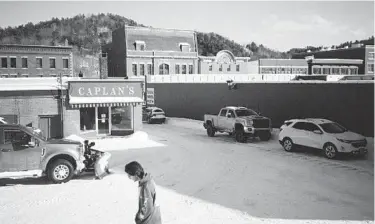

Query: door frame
95,106,111,136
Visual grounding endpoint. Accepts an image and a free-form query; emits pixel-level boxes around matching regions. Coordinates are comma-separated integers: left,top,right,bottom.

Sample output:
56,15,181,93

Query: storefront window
80,108,95,131
341,67,349,75
312,66,322,75
331,67,340,75
111,106,132,131
349,67,358,75
322,67,331,75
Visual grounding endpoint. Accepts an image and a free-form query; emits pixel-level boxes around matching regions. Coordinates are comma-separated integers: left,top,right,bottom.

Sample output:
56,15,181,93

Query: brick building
101,26,198,78
0,44,73,78
0,78,144,138
100,26,253,78
292,44,374,74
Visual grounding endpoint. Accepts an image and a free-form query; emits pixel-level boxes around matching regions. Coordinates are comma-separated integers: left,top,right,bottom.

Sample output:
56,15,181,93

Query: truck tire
47,159,74,184
207,124,215,137
259,131,271,141
235,130,247,143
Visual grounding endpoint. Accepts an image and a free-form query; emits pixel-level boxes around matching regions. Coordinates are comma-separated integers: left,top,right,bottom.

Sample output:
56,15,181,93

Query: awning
69,96,144,108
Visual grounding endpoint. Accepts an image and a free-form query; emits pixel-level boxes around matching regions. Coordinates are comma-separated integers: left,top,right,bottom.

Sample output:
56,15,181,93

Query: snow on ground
0,166,373,224
65,131,165,152
166,117,375,160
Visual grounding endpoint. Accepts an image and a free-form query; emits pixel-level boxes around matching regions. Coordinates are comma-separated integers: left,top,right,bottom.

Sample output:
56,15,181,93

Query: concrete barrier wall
148,82,374,137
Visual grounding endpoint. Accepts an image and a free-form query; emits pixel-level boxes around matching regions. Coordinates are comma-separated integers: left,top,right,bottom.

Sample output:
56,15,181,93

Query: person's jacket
135,173,162,224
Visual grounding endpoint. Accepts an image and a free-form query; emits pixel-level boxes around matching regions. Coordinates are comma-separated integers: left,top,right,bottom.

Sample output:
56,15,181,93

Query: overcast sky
0,1,373,52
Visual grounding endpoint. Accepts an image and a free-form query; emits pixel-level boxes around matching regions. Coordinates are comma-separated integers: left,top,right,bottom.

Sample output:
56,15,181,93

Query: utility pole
57,73,64,138
144,73,148,108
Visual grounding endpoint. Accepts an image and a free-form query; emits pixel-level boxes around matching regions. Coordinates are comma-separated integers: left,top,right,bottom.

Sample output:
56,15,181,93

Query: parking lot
0,118,373,223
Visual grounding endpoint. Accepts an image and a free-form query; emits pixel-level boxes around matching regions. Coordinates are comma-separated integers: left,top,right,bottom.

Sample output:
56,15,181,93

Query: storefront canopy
68,80,145,108
69,96,144,108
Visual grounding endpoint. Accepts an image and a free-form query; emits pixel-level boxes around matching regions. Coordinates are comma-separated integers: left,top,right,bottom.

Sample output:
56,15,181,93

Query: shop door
97,107,109,134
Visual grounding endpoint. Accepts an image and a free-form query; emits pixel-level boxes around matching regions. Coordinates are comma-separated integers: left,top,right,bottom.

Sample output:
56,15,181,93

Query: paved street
109,120,374,221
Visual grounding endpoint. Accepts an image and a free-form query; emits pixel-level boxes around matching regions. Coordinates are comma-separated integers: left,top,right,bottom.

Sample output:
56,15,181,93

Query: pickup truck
0,123,86,184
203,106,273,143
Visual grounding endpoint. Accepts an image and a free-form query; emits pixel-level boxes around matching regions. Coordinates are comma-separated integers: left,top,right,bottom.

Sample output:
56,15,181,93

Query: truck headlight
246,120,253,126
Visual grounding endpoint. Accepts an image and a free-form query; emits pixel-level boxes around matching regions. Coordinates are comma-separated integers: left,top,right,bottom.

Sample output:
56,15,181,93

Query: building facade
0,44,73,78
102,26,199,78
101,26,253,77
0,78,144,138
292,45,374,74
198,50,251,74
258,59,308,75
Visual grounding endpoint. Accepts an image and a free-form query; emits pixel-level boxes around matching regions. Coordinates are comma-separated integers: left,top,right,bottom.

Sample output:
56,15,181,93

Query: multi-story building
102,26,199,78
292,44,374,74
0,44,73,78
101,26,252,78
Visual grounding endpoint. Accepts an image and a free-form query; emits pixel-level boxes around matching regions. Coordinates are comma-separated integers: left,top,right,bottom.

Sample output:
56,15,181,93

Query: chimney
65,39,69,46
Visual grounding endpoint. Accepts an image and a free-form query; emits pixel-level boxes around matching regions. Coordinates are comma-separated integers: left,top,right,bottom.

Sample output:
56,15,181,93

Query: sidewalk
0,166,372,224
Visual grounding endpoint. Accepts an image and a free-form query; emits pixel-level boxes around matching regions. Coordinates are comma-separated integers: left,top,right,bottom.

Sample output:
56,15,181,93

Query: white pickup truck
203,106,273,142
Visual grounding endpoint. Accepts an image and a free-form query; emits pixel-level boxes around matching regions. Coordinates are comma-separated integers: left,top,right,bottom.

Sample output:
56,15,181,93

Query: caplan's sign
69,81,143,98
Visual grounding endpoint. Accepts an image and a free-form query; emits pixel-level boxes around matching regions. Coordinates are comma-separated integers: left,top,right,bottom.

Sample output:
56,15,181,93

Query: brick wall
0,45,73,77
0,93,59,128
63,101,80,137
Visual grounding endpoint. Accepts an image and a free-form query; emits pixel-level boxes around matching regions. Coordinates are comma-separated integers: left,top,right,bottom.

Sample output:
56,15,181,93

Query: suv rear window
153,109,163,113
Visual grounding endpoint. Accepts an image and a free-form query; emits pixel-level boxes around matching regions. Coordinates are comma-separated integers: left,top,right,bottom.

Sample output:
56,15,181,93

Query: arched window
159,63,169,75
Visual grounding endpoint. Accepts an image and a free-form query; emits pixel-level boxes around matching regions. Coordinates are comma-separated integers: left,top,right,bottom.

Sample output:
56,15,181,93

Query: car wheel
324,143,338,159
282,138,294,152
47,159,74,184
259,132,272,141
207,125,215,137
235,130,247,143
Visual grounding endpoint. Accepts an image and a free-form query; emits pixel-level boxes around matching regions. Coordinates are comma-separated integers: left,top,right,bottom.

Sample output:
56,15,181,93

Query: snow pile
64,131,165,152
89,131,164,152
64,134,86,144
0,166,372,224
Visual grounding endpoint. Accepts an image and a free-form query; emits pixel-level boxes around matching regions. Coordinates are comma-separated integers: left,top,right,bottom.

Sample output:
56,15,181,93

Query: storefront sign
147,88,154,105
69,81,143,98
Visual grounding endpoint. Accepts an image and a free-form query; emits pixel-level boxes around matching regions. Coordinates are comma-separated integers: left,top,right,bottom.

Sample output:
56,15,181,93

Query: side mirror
28,141,36,147
89,142,95,147
227,114,232,118
313,130,323,134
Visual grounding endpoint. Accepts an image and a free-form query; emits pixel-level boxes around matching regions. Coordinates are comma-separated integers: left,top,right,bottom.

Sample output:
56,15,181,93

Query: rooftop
307,58,363,65
0,44,73,49
124,26,197,52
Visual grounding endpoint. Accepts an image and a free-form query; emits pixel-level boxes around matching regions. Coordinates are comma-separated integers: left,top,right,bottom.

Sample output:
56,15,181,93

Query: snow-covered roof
0,77,79,91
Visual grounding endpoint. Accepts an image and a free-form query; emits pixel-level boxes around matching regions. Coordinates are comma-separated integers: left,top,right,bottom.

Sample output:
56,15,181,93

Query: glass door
97,107,109,134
